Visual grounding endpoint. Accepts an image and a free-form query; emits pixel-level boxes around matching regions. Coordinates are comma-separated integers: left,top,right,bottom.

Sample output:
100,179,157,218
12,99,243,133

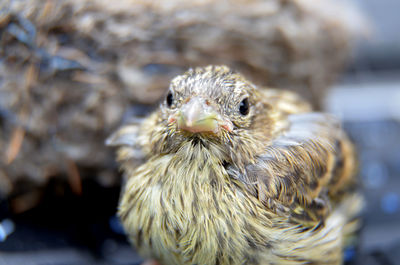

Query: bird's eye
239,97,249,115
166,91,174,107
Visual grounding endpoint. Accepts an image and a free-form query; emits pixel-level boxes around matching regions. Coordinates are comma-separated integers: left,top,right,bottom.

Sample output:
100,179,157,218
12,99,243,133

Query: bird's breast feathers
118,141,354,265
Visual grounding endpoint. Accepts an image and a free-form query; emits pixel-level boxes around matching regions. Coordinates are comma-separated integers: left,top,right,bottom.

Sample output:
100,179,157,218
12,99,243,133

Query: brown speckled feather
107,65,362,265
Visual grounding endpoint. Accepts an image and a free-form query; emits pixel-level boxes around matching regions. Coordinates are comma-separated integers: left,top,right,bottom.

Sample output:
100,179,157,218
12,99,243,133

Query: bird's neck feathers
163,139,230,185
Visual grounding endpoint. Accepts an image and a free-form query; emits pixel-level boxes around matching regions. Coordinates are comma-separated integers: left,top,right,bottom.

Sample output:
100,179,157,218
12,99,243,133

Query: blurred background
0,0,399,264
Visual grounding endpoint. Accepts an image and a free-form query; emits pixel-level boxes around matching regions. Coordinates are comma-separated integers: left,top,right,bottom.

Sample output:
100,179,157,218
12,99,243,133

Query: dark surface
346,120,400,263
0,179,142,265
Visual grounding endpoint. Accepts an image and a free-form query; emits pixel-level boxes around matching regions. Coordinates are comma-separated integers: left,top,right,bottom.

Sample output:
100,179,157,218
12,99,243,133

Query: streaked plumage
107,65,362,265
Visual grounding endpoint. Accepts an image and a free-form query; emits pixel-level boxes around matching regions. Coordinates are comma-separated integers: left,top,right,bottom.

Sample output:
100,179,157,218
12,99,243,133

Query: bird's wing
106,112,160,165
228,112,357,226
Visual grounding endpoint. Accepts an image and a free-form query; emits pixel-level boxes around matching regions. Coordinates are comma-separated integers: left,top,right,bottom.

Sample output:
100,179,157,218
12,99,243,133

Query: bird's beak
171,97,232,134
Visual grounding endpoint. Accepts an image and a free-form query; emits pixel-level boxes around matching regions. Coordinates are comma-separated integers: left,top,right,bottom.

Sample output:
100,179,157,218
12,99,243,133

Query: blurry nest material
0,0,365,209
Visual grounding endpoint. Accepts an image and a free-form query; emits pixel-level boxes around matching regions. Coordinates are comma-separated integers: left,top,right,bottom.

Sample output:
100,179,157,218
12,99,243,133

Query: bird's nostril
168,116,176,123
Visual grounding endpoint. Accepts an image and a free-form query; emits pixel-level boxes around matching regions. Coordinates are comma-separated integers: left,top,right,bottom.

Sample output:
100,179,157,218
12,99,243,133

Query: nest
0,0,364,212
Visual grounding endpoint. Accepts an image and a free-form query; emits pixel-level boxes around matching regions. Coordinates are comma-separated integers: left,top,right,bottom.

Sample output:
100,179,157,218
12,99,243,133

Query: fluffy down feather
107,65,362,265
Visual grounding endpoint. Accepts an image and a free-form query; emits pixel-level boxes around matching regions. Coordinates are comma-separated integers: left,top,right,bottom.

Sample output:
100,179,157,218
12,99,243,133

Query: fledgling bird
107,65,363,265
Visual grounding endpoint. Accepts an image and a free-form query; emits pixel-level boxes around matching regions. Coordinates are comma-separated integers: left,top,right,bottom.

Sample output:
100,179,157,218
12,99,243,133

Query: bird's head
152,65,279,167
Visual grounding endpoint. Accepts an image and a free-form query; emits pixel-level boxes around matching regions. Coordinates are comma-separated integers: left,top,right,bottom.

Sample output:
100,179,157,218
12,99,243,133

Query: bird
107,65,363,265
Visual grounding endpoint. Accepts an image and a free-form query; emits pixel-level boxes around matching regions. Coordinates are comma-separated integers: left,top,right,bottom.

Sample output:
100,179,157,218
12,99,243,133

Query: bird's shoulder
259,88,312,116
